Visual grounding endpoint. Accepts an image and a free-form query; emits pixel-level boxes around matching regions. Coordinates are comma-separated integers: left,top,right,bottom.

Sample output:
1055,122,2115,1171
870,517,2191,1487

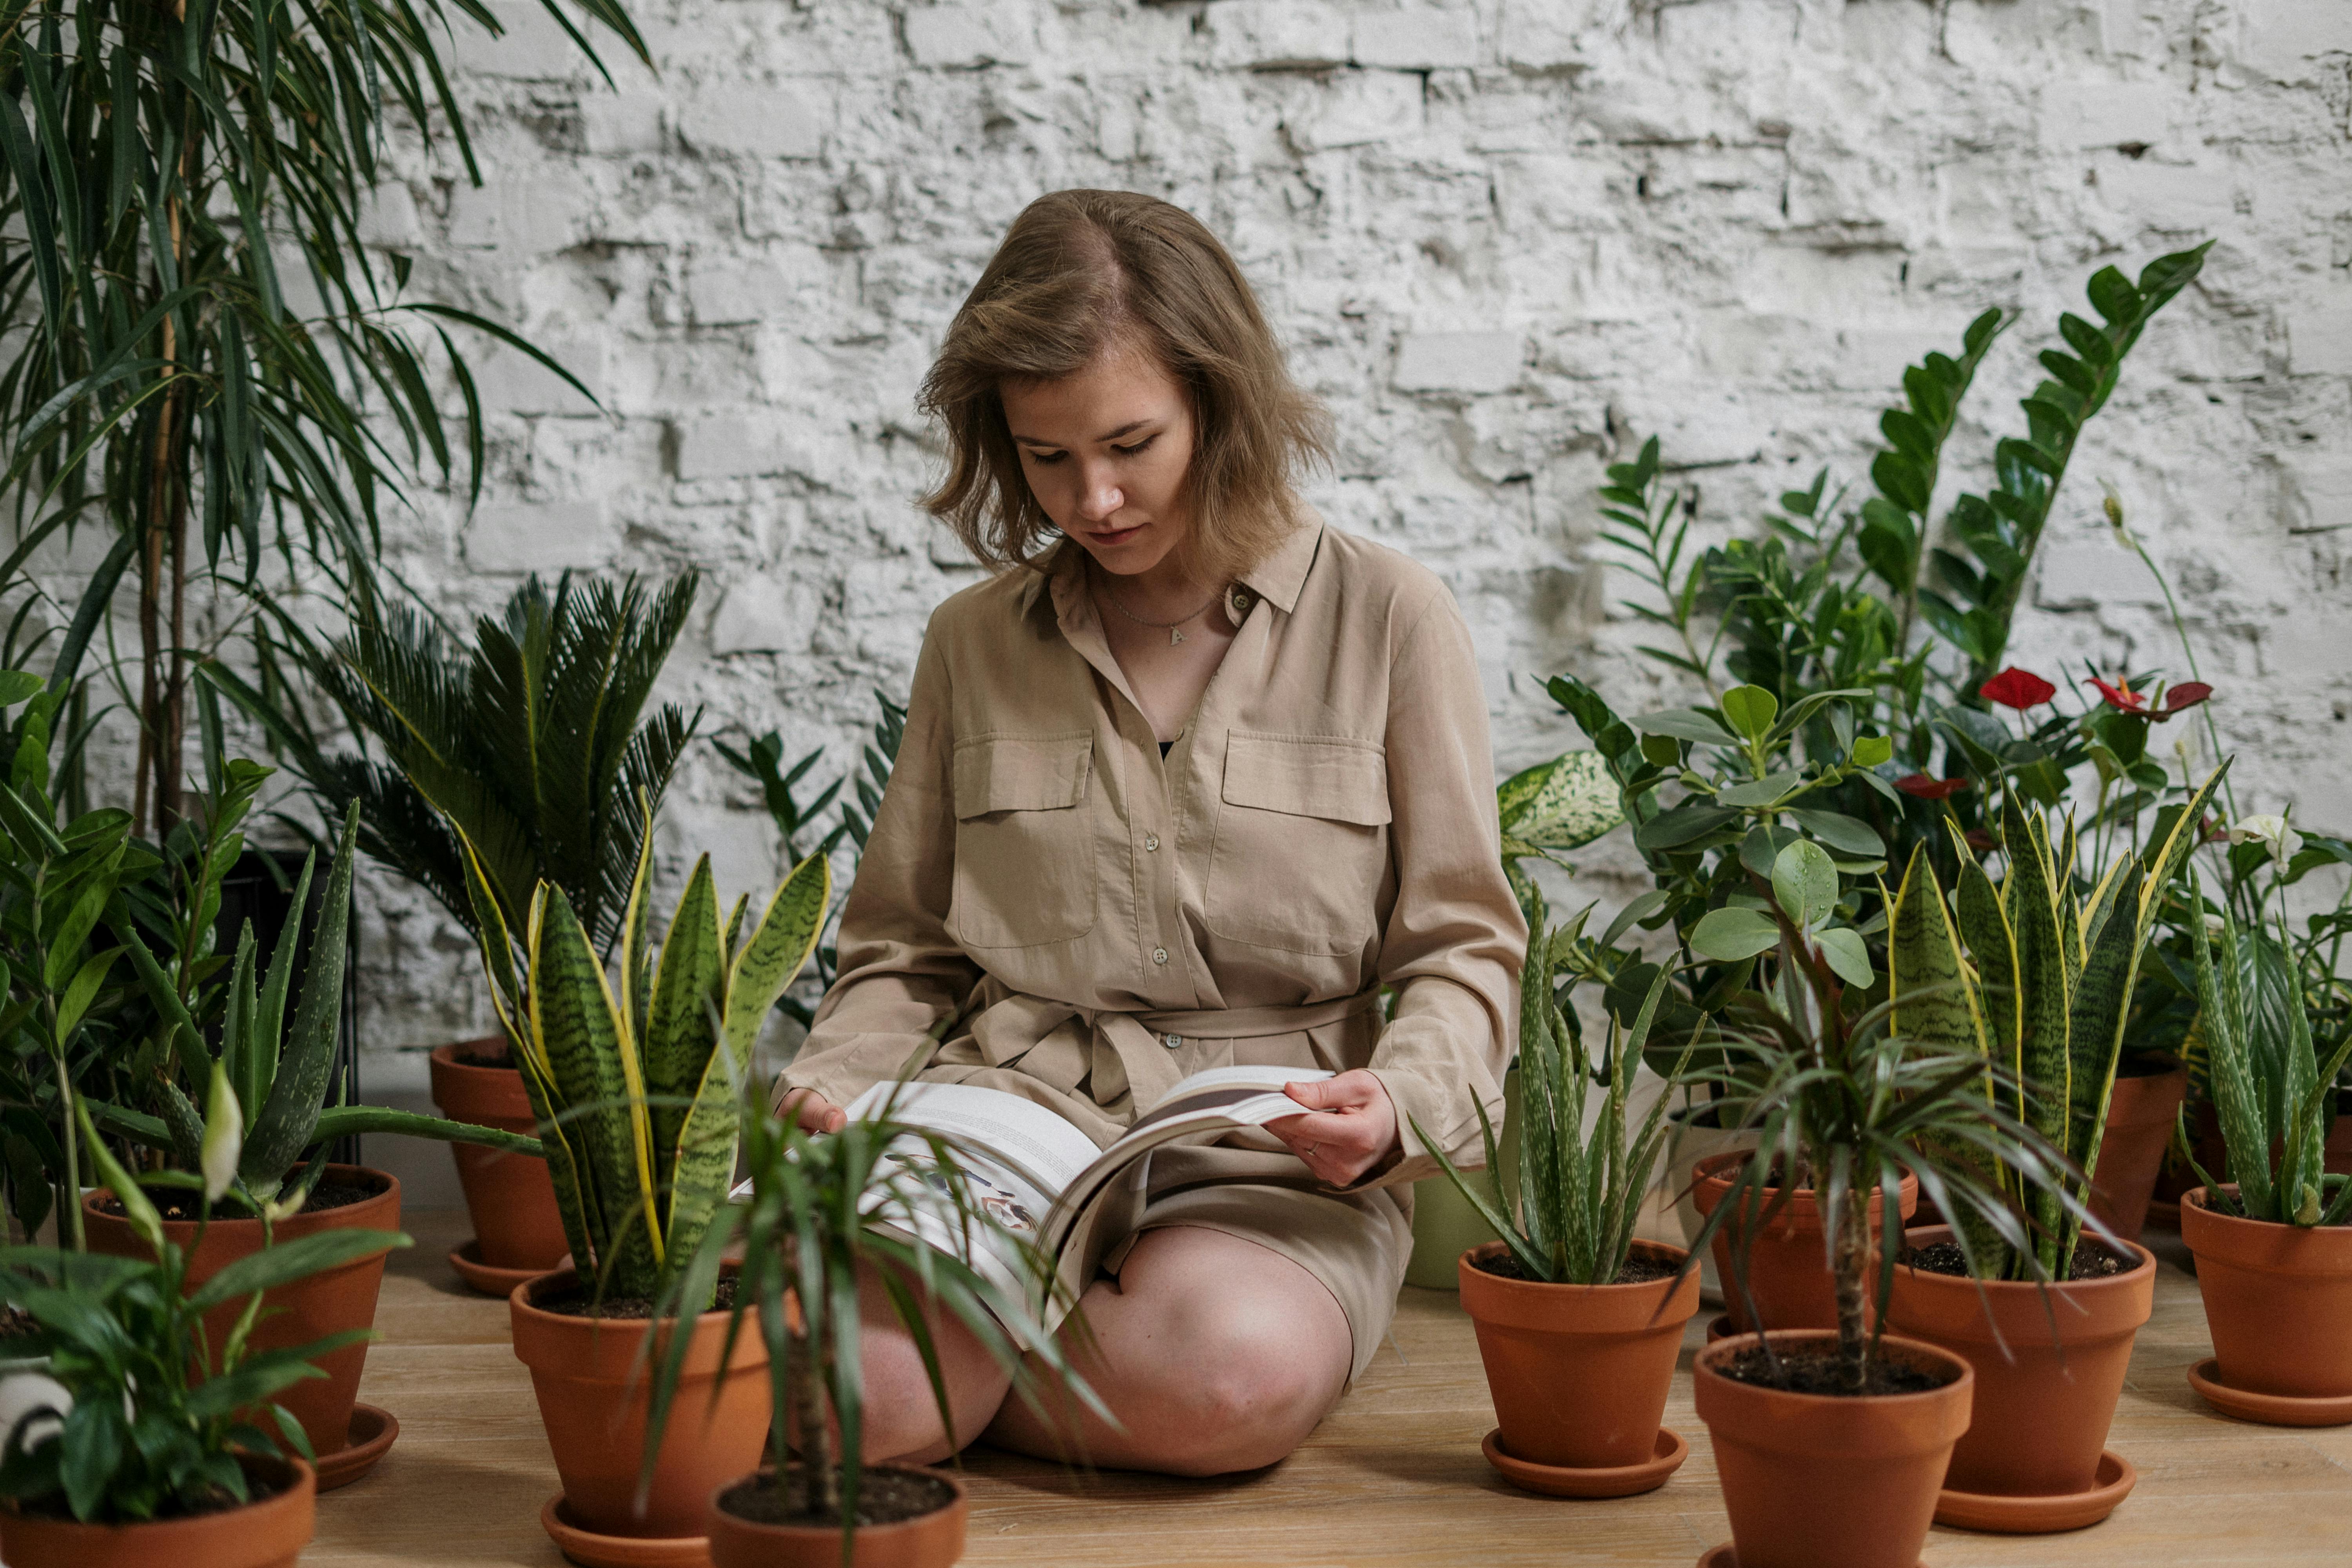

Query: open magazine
764,1066,1333,1335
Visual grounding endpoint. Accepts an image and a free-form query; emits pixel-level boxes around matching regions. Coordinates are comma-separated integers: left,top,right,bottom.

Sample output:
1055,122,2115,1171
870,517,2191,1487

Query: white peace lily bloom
2202,912,2227,936
200,1062,243,1203
2226,813,2301,867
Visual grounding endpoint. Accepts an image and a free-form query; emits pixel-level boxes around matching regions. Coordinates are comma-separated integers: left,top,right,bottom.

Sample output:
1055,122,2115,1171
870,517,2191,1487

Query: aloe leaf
241,802,360,1194
249,849,317,1118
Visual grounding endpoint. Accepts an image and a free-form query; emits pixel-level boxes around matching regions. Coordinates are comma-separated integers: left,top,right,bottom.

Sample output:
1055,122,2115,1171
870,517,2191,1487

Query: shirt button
1144,833,1160,852
1163,1033,1182,1050
1152,947,1169,965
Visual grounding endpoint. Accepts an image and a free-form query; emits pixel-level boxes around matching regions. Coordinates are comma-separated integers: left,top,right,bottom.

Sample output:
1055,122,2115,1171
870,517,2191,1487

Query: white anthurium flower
200,1062,243,1204
2226,813,2302,868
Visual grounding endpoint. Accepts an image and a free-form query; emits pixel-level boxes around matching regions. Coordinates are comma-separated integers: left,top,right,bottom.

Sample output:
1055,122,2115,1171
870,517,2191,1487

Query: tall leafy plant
0,0,645,838
458,805,830,1305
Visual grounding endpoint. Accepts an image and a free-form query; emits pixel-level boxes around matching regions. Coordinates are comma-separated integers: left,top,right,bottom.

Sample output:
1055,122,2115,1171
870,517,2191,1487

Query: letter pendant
1170,628,1184,646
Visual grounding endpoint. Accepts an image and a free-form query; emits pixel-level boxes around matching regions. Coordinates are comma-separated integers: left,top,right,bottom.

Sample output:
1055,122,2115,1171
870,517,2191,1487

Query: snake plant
1886,764,2227,1280
459,806,830,1306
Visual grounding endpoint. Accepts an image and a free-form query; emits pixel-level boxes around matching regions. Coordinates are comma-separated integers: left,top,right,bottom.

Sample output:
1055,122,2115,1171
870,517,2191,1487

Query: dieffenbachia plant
459,804,829,1305
1496,751,1624,922
1885,765,2227,1281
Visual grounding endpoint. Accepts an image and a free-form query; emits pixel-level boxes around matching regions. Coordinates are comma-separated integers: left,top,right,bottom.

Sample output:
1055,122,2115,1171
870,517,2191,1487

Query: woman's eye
1113,436,1158,457
1025,449,1066,465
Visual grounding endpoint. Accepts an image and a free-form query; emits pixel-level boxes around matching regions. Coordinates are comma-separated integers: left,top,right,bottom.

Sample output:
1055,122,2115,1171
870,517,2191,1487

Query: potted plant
1880,771,2220,1532
2178,846,2352,1424
0,1089,407,1568
90,785,537,1486
642,1081,1096,1568
211,571,701,1294
456,806,830,1553
1415,893,1699,1497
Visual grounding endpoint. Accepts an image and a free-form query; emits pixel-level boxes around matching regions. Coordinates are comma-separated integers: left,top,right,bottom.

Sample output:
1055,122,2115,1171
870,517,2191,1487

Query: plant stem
54,1053,84,1252
791,1325,826,1519
1833,1177,1871,1393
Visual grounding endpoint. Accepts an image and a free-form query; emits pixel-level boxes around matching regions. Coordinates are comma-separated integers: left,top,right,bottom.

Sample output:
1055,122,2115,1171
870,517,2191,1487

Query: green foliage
461,801,831,1303
1417,893,1686,1285
208,572,700,961
644,1087,1098,1540
0,1093,407,1524
0,0,646,836
1496,750,1623,918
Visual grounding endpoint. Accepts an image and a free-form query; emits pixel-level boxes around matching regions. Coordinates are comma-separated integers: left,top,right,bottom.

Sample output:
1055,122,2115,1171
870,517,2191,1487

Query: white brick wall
325,0,2350,1059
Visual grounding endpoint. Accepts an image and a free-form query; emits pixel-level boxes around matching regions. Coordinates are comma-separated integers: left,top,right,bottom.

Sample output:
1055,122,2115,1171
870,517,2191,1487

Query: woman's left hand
1267,1070,1399,1187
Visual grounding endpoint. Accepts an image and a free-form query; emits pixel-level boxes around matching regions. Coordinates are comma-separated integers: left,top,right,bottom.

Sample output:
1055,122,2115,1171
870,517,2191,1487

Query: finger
1279,1110,1363,1149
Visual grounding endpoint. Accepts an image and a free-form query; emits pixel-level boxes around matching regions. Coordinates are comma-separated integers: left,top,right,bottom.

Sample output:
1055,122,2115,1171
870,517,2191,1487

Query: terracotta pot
427,1039,567,1271
2085,1062,2187,1243
511,1270,771,1538
1693,1329,1973,1568
0,1450,314,1568
2181,1187,2352,1399
1689,1151,1918,1333
1667,1103,1761,1301
82,1167,399,1457
1885,1224,2154,1497
706,1466,968,1568
1456,1238,1699,1469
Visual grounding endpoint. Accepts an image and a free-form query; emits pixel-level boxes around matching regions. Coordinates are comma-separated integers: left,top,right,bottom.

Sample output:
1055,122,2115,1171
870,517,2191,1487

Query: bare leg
837,1258,1016,1465
982,1225,1353,1476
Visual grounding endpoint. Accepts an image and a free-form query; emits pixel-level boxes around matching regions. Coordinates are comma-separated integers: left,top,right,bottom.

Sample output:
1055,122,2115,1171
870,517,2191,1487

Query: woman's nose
1074,463,1123,523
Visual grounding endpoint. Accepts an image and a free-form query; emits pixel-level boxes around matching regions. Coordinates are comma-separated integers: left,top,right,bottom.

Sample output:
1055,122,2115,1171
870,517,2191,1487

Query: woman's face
1001,344,1196,580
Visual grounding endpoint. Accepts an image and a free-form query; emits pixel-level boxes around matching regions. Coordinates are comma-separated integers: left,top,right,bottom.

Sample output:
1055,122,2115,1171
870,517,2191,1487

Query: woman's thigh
983,1223,1353,1477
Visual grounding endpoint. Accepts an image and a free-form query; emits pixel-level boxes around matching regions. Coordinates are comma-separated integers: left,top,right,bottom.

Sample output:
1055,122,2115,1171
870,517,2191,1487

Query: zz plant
458,804,830,1305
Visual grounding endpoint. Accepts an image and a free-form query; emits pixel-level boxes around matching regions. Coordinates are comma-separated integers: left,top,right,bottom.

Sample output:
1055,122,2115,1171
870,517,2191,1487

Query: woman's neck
1087,550,1222,622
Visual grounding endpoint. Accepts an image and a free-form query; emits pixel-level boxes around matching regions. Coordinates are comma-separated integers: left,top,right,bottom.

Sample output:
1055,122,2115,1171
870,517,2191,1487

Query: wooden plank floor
312,1207,2352,1567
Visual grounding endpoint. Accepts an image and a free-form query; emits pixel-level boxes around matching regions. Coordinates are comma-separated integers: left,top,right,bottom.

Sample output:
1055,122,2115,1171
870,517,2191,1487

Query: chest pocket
948,733,1099,949
1205,733,1391,956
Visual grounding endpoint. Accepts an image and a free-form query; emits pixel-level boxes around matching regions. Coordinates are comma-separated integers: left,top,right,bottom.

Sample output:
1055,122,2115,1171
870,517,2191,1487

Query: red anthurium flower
2087,675,2148,712
2152,681,2213,720
1896,774,1970,800
1964,829,1996,854
1980,667,2057,710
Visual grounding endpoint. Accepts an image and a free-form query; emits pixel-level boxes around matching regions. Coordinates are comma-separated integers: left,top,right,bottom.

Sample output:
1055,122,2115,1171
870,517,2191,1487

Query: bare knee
1113,1318,1344,1476
802,1263,1012,1465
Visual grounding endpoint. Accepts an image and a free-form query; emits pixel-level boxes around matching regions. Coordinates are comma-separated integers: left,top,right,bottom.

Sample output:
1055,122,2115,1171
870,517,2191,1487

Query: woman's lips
1086,523,1145,546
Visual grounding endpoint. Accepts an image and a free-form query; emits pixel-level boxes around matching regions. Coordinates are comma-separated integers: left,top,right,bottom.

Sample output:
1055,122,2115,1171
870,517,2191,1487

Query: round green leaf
1816,927,1875,989
1772,839,1839,931
1690,906,1783,963
1719,684,1779,741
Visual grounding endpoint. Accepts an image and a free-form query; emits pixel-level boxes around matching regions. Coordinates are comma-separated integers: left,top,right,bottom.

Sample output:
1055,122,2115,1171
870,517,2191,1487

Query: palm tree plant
456,801,830,1304
211,571,698,960
0,0,645,840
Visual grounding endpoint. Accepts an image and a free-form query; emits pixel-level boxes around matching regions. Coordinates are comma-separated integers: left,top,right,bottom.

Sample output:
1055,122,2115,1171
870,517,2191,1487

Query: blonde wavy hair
917,189,1331,582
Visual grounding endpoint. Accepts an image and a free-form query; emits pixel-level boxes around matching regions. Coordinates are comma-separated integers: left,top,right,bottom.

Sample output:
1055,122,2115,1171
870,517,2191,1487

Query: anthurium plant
0,1090,407,1523
1885,767,2226,1281
458,804,831,1306
1416,890,1685,1284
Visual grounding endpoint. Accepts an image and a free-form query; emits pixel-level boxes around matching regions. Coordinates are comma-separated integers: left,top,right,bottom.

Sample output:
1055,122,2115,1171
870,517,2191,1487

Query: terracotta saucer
1698,1547,1920,1568
1482,1425,1687,1498
2188,1358,2352,1427
2144,1198,2182,1230
1935,1449,2136,1533
314,1403,399,1492
449,1238,552,1298
540,1495,712,1567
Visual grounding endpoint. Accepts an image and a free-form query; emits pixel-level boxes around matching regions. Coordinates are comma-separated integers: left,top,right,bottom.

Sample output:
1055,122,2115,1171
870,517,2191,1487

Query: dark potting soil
1902,1238,2137,1281
1469,1252,1681,1286
532,1275,739,1320
1713,1341,1956,1398
101,1178,385,1223
2114,1054,2180,1079
718,1468,957,1529
8,1462,287,1522
453,1048,516,1070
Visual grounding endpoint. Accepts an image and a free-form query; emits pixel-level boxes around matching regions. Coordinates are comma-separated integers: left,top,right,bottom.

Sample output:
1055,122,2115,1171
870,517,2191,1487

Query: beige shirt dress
777,513,1526,1381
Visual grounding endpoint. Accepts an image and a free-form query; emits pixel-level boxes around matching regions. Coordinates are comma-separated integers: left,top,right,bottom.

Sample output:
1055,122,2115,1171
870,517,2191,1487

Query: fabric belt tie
960,980,1384,1123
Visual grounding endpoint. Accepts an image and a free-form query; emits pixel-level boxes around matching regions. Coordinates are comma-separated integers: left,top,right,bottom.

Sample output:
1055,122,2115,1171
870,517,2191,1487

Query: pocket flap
1220,734,1391,827
953,733,1093,818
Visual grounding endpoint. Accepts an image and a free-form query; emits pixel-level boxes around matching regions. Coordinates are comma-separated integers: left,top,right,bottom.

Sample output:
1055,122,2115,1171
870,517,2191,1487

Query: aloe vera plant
1885,764,2227,1280
115,790,542,1207
1416,893,1686,1285
459,807,831,1305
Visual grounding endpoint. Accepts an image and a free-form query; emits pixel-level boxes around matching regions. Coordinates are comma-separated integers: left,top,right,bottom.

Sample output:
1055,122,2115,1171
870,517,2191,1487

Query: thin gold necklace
1094,572,1225,646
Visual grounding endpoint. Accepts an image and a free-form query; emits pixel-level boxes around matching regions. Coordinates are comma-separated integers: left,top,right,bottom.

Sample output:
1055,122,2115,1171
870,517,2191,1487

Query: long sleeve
775,629,982,1111
1360,587,1526,1188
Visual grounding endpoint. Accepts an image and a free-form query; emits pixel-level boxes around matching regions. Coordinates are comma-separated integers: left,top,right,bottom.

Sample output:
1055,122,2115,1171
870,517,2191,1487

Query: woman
776,189,1523,1477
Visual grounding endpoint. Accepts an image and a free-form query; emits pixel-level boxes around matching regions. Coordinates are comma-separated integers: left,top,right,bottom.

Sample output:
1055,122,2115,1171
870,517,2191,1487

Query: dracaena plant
1884,767,2225,1282
0,1091,407,1523
642,1084,1100,1541
458,804,830,1306
1416,890,1686,1284
208,570,700,962
111,786,542,1208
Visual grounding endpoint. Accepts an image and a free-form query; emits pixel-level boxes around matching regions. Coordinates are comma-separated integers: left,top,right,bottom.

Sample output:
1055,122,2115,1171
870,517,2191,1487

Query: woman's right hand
777,1087,847,1134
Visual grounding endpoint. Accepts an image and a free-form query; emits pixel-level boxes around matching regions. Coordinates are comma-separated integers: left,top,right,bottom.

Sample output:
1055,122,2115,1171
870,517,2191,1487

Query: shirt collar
1017,508,1325,621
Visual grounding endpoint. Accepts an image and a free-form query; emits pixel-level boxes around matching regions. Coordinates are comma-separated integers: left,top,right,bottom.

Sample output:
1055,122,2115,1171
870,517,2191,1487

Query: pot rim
1457,1236,1692,1292
1694,1327,1973,1409
80,1164,399,1238
2181,1185,2352,1261
428,1036,519,1069
707,1463,967,1538
509,1267,747,1328
1894,1223,2154,1292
